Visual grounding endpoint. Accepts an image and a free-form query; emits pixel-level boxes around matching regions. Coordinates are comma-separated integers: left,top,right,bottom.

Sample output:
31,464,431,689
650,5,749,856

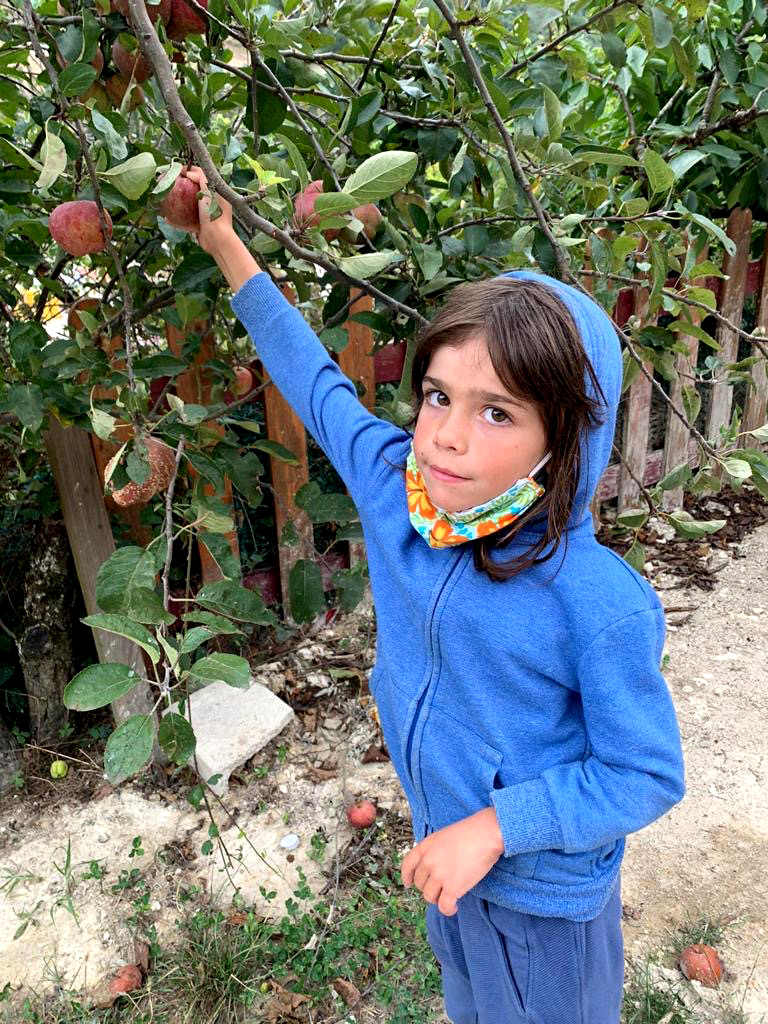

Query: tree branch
127,0,428,327
356,0,401,90
431,0,569,280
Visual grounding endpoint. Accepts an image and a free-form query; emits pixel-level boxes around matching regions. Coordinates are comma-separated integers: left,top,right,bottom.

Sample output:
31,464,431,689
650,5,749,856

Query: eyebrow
422,375,526,408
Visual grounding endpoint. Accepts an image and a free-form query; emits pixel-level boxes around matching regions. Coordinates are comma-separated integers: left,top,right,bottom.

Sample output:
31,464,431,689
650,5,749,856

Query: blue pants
425,874,624,1024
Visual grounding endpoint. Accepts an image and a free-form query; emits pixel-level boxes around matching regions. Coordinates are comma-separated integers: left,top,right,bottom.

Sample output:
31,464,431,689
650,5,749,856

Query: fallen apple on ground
49,201,112,257
679,943,724,987
346,799,377,828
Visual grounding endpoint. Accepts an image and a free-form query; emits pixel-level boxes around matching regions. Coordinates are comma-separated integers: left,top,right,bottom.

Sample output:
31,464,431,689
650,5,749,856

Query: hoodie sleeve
230,272,406,505
489,607,686,856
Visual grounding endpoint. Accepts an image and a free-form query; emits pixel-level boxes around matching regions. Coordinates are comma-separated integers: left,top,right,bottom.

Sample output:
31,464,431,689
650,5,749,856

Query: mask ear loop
529,452,552,479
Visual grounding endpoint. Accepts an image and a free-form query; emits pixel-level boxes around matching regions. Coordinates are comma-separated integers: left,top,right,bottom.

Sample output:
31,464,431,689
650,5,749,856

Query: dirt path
0,524,766,1022
620,523,768,1023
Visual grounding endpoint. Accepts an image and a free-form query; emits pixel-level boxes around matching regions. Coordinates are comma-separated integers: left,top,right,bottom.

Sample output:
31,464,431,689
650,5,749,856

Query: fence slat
165,319,241,583
662,244,708,509
261,285,313,612
743,230,768,436
706,207,752,440
618,283,652,512
338,289,376,566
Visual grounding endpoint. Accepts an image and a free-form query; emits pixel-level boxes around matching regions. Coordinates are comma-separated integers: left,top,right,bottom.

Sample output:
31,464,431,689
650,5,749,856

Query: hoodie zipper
404,547,470,830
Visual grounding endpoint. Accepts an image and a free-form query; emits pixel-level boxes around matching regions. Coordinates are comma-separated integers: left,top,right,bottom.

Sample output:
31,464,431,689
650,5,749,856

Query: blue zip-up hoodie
231,269,686,923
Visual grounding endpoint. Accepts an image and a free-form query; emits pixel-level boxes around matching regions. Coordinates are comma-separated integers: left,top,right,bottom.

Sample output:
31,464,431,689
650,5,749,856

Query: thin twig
356,0,401,90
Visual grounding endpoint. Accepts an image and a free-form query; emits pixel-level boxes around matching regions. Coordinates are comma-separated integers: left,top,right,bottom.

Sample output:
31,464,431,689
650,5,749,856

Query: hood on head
499,270,622,536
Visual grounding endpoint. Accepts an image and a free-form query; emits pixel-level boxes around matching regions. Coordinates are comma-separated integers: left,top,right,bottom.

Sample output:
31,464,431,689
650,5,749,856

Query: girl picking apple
185,166,685,1024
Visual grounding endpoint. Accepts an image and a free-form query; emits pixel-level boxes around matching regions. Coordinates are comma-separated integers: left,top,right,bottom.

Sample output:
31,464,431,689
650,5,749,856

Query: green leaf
153,160,183,195
721,456,752,481
58,62,98,97
181,611,244,635
345,151,418,203
571,150,640,168
412,241,443,281
197,532,241,581
624,540,645,572
177,626,215,654
336,251,400,279
750,424,768,442
295,481,358,523
91,109,128,162
103,715,155,785
289,559,325,623
274,133,309,190
36,120,67,190
542,85,562,142
189,652,251,688
172,252,218,291
63,662,142,711
601,32,627,68
657,462,692,491
313,192,357,217
616,508,649,529
101,152,156,201
643,149,676,194
196,580,275,624
681,385,702,424
158,712,196,764
249,439,298,463
677,207,736,257
667,150,706,179
82,613,161,663
96,546,157,613
668,511,726,538
89,407,117,441
8,384,44,431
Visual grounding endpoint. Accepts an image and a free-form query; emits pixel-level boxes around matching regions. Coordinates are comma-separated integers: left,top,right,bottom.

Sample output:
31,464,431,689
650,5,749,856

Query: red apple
49,201,112,257
291,179,341,241
104,75,145,111
68,297,101,331
679,944,724,987
111,0,172,25
157,172,200,232
346,799,377,829
58,46,104,75
352,203,382,240
233,366,253,397
166,0,208,40
112,39,153,83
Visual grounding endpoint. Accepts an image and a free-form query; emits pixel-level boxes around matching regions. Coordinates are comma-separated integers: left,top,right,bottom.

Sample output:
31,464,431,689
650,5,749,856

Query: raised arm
185,167,407,506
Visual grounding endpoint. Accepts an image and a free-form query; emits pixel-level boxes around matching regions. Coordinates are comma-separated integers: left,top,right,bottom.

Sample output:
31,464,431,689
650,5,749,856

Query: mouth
429,464,469,483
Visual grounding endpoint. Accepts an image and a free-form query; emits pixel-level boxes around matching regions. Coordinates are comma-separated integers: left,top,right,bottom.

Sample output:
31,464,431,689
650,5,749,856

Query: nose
433,407,469,454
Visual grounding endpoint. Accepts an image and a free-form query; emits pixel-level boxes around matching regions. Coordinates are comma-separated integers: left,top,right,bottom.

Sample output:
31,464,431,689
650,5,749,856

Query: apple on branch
49,201,112,257
157,170,200,232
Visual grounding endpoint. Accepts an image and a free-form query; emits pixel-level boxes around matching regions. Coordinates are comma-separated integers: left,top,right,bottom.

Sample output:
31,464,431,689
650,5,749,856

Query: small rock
280,833,300,851
324,716,342,730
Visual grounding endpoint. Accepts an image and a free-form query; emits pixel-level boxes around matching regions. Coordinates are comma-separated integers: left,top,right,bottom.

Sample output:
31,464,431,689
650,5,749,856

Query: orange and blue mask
406,444,550,549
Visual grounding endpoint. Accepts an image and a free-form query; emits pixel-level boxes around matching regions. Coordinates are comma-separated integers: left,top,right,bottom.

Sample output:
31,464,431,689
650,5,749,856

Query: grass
2,853,761,1024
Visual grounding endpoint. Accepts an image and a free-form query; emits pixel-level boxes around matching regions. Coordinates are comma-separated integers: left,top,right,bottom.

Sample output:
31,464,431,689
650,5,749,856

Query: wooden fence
73,210,768,613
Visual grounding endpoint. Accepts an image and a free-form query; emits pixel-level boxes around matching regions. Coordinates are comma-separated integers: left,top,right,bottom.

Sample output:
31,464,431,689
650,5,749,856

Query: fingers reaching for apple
183,165,234,254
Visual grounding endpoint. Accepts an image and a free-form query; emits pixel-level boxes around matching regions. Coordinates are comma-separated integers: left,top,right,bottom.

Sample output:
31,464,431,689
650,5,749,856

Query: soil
1,485,767,1023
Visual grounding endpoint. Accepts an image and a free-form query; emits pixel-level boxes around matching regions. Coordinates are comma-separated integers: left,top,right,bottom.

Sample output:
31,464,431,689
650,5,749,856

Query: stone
165,680,294,796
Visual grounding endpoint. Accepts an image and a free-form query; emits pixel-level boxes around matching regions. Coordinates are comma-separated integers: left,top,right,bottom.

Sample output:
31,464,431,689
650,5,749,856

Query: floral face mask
406,443,551,549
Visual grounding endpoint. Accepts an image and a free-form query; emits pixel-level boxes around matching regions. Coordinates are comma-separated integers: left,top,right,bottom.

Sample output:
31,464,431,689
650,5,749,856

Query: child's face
412,334,548,512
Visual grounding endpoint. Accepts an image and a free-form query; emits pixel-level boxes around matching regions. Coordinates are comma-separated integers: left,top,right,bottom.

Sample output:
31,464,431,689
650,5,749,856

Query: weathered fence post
261,285,312,613
706,208,752,442
617,273,652,512
339,288,376,565
743,229,768,436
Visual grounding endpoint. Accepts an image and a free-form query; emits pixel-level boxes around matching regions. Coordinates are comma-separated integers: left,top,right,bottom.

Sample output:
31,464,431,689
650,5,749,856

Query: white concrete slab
166,679,294,795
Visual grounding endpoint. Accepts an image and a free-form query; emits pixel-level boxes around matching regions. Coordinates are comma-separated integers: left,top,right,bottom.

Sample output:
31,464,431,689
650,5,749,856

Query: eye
424,389,449,407
482,407,511,425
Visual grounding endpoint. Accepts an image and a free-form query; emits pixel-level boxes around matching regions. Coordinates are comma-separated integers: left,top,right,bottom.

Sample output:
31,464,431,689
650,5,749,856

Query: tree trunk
18,520,76,745
0,716,20,793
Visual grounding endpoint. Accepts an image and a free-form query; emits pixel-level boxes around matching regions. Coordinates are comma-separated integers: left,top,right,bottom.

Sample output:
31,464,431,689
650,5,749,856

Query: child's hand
184,165,235,256
401,807,505,916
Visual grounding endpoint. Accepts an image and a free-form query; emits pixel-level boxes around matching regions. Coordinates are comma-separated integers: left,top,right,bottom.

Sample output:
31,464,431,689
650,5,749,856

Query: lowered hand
401,806,504,916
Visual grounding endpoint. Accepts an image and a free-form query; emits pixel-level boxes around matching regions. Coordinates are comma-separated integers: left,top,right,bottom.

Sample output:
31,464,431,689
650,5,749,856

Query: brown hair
410,276,605,581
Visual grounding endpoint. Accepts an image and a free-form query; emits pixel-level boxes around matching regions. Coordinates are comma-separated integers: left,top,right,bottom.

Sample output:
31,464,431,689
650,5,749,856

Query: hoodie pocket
418,705,503,830
529,847,602,885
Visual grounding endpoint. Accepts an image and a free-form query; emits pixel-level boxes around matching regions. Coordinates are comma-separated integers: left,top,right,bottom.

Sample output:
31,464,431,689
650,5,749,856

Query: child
185,167,686,1024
